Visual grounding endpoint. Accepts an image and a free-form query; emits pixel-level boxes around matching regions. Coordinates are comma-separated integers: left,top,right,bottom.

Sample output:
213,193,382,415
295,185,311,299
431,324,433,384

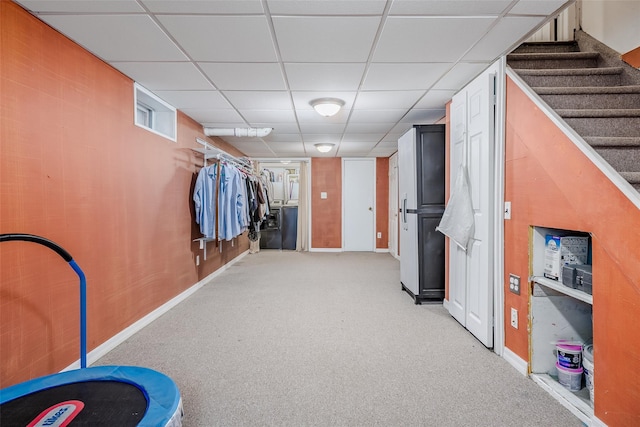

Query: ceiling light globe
314,143,335,153
310,98,345,117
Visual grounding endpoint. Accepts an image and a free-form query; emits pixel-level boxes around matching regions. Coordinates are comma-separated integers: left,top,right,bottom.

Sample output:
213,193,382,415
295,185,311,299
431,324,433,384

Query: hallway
96,252,580,426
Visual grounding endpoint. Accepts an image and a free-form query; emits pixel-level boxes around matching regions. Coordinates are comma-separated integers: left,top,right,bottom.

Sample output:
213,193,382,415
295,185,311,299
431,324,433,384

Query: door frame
389,152,399,260
341,158,376,251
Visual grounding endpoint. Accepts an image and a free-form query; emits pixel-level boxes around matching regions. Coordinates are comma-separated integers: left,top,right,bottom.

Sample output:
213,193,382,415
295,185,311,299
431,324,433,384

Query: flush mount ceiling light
314,143,335,153
310,98,345,117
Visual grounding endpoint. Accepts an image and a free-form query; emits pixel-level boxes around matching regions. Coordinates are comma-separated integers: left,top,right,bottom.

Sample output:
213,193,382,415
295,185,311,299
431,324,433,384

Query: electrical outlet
377,232,382,238
511,308,518,329
509,274,521,295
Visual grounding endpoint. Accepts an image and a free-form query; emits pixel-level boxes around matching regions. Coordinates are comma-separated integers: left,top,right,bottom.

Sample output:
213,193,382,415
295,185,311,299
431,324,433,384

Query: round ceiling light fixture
314,143,335,153
310,98,345,117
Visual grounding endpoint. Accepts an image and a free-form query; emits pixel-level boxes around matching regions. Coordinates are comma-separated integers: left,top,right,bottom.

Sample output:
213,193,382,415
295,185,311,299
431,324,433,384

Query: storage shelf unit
529,226,594,424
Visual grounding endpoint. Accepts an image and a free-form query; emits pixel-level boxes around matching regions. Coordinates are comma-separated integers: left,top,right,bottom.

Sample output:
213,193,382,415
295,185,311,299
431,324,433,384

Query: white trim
506,67,640,210
591,416,608,427
375,248,390,253
493,57,507,358
62,250,250,371
530,374,592,425
502,346,529,376
442,298,450,311
309,247,342,252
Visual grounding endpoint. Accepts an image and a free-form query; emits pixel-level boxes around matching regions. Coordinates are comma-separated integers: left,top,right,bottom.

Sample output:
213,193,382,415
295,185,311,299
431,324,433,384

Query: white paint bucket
556,363,583,391
556,342,583,369
583,344,594,402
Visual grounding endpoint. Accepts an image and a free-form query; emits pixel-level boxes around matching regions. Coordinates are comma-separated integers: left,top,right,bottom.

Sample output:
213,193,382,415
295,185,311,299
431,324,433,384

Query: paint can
556,341,583,369
556,363,583,391
583,344,594,402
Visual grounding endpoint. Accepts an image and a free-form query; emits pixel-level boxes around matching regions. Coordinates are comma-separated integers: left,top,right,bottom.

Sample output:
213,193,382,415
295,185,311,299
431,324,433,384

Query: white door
389,153,399,259
343,158,375,251
447,65,496,348
448,94,468,326
398,129,419,293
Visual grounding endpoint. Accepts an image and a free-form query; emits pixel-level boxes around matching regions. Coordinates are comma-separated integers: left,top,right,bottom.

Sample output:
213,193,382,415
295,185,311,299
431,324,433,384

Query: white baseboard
502,346,529,376
442,298,450,310
375,248,390,253
62,250,249,371
309,248,342,252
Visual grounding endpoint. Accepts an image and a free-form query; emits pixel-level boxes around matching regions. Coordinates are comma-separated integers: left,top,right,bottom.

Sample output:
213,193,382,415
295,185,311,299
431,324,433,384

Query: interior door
343,158,375,251
448,93,468,326
464,69,495,348
447,66,496,348
389,153,399,259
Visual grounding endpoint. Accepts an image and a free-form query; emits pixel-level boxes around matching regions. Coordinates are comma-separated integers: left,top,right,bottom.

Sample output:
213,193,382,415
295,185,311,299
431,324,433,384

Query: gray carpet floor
96,251,582,426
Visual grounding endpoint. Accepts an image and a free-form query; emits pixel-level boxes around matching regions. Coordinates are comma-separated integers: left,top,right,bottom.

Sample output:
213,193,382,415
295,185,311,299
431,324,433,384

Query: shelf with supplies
529,226,594,425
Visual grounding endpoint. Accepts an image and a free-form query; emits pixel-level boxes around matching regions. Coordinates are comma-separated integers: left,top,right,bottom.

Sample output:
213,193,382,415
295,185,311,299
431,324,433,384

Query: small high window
134,83,176,141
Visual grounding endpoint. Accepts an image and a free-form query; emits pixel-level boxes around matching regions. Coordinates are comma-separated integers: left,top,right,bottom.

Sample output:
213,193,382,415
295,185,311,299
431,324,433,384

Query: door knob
368,207,372,211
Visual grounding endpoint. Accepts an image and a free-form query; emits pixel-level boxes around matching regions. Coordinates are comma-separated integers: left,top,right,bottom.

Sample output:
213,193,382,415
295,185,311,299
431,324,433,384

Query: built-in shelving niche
529,226,594,424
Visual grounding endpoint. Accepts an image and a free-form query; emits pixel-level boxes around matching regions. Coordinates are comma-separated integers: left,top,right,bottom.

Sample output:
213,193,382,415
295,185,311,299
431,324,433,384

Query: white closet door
447,65,496,348
464,68,495,349
448,91,468,327
343,158,375,251
389,153,399,259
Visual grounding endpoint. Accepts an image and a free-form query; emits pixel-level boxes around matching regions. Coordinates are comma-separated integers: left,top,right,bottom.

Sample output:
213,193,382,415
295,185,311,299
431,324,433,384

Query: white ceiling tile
399,109,446,124
183,109,245,124
273,17,380,62
299,123,346,134
157,15,277,62
373,17,496,62
267,0,387,15
263,134,302,143
15,0,143,13
354,91,424,109
341,133,386,143
265,142,306,153
349,110,407,123
432,62,490,90
389,122,415,135
241,110,297,123
338,141,377,151
285,63,366,91
389,0,513,15
227,141,275,157
376,140,399,148
223,91,292,110
153,90,230,110
509,0,571,16
344,122,397,134
363,63,451,90
199,63,286,91
414,89,456,109
463,16,546,61
142,0,264,13
296,110,350,124
38,15,187,61
303,135,343,143
381,133,404,143
111,62,214,90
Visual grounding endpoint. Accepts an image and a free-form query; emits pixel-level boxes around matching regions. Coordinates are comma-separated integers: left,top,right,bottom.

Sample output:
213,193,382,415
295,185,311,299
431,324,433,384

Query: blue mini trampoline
0,234,183,426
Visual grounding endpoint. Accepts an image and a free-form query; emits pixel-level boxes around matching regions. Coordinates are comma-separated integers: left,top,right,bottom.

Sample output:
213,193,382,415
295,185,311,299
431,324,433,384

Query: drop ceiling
14,0,573,158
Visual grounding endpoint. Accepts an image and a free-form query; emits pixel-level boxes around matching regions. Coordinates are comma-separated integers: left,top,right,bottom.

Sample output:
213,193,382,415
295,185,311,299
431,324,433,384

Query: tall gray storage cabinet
398,124,446,303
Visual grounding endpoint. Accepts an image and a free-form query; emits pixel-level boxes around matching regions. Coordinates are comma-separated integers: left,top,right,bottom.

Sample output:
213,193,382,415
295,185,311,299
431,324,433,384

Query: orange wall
622,45,640,68
376,157,389,250
311,158,342,248
504,76,640,424
0,1,247,387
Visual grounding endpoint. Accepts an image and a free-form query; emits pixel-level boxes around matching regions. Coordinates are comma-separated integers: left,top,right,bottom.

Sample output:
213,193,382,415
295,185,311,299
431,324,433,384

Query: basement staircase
507,31,640,192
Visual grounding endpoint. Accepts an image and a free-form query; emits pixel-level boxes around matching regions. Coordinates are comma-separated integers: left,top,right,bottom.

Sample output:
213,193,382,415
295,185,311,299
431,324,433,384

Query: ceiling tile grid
13,0,573,158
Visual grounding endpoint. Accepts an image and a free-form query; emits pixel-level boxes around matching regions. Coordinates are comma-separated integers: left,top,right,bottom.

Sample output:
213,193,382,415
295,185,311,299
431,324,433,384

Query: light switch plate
504,201,511,220
320,192,327,199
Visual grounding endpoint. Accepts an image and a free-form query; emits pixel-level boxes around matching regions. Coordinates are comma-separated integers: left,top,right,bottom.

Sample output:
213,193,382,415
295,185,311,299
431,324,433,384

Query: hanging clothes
193,163,218,239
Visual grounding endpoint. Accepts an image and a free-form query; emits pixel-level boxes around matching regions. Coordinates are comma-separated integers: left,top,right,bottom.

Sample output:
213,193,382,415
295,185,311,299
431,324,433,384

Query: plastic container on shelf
556,341,583,369
556,363,583,391
583,344,595,402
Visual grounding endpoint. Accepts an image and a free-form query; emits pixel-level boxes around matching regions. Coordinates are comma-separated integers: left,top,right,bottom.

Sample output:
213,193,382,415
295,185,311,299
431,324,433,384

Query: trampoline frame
0,233,183,426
